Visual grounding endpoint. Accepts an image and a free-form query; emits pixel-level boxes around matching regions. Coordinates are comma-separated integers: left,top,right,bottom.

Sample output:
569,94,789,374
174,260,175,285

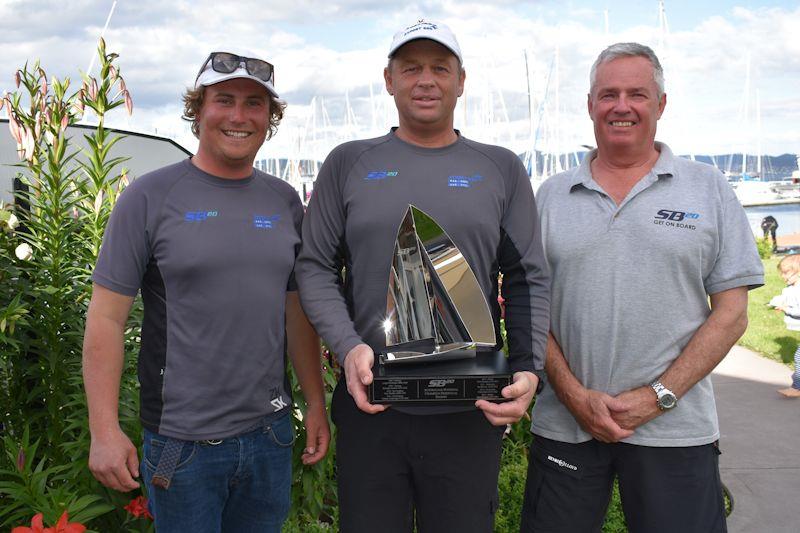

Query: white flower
0,211,18,232
15,243,33,261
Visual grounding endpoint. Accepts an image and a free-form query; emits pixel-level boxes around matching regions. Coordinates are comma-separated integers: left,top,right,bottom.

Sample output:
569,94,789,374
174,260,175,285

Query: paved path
713,346,799,533
777,231,800,247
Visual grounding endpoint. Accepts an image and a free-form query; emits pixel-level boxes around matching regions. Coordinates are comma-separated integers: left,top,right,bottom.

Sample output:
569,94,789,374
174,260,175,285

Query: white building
1,120,191,204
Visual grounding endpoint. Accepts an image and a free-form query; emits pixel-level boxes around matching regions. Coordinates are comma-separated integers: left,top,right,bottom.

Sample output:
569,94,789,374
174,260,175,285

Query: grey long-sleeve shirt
296,131,549,375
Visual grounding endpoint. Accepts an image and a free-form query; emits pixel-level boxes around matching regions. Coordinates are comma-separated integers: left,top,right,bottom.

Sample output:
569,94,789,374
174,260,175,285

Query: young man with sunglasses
296,21,550,532
83,49,329,532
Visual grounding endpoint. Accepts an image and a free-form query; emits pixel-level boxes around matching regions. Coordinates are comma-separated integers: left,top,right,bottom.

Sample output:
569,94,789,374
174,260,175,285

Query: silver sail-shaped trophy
369,205,512,404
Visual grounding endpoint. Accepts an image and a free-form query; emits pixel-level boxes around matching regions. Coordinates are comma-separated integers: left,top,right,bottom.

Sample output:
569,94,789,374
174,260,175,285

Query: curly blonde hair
779,253,800,275
181,85,286,139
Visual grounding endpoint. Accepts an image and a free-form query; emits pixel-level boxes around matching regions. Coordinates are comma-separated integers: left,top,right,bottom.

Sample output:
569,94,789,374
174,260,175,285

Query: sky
1,0,798,167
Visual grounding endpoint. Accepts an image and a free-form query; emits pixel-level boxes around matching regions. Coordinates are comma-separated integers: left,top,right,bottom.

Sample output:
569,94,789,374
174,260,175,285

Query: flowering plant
0,40,142,532
124,496,154,521
11,511,86,533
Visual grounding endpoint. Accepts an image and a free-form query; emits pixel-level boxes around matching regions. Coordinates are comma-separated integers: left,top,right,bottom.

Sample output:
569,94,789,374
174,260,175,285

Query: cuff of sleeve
532,369,546,394
508,351,537,374
91,274,140,297
334,337,366,365
706,275,764,294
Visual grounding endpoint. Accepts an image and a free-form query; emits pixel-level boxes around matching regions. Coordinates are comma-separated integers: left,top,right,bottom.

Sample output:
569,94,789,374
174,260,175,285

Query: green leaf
69,499,115,523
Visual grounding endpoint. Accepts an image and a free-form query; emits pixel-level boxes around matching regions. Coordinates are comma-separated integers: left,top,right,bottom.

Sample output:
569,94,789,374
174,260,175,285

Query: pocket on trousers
529,437,583,480
142,432,198,472
520,448,546,532
265,416,296,448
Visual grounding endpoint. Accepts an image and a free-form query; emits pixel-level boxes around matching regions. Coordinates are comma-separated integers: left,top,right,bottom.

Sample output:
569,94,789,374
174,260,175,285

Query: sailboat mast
757,89,762,176
86,0,118,75
554,44,562,173
742,53,750,178
524,49,537,180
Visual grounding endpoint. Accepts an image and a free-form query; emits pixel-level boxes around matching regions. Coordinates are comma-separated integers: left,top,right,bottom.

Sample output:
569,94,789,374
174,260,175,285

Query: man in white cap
83,49,330,532
297,21,550,532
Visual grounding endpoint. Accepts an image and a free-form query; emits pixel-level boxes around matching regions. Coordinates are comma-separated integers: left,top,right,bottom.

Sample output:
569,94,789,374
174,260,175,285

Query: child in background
769,254,800,397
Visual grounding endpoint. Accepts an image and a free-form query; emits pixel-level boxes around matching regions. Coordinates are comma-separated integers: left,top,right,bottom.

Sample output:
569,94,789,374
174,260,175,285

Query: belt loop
151,437,185,490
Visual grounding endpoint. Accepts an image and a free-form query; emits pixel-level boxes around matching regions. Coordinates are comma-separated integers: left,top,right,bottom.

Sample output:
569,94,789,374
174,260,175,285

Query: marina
729,169,800,208
0,2,798,533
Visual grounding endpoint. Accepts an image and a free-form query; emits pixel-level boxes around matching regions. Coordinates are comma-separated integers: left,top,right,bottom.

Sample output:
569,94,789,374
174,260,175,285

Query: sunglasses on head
197,52,275,86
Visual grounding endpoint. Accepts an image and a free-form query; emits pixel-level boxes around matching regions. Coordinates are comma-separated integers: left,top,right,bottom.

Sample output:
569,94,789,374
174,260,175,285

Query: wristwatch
650,380,677,411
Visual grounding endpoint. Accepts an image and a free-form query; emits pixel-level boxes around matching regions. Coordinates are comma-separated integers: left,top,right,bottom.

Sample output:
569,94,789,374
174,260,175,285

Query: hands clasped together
566,385,662,443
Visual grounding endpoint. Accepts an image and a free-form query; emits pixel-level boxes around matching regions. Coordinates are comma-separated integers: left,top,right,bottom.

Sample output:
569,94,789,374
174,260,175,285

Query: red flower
10,512,44,533
11,511,86,533
124,495,154,520
51,511,86,533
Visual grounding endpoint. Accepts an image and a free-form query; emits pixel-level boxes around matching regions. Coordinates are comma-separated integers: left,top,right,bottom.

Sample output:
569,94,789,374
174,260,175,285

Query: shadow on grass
773,336,797,364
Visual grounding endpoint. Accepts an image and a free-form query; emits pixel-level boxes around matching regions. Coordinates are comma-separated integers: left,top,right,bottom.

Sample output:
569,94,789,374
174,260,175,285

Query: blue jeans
141,413,294,533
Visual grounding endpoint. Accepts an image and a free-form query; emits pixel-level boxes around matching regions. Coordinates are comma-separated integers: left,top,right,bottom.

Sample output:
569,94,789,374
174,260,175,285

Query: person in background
761,215,779,251
769,254,800,398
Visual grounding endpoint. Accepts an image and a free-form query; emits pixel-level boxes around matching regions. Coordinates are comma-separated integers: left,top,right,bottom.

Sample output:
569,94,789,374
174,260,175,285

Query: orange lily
11,511,86,533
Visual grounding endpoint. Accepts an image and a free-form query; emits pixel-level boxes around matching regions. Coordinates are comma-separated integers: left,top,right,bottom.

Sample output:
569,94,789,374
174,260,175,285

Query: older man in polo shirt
522,43,763,532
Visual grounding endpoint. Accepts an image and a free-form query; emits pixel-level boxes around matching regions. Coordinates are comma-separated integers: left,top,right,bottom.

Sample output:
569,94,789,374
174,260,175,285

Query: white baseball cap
195,47,279,98
388,20,463,64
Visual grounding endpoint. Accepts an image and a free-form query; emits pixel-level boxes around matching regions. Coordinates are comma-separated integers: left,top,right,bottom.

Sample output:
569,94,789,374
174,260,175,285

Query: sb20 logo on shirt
184,210,218,222
364,170,398,181
654,209,699,222
654,209,700,230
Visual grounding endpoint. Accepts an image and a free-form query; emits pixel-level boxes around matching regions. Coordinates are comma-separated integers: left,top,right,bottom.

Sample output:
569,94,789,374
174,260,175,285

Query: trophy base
368,350,512,404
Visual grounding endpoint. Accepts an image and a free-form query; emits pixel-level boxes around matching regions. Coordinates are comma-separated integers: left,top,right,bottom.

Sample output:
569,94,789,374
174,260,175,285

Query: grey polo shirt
531,143,763,446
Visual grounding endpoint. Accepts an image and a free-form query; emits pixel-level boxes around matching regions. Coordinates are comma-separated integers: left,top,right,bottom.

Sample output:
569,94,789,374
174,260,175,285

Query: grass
738,256,799,366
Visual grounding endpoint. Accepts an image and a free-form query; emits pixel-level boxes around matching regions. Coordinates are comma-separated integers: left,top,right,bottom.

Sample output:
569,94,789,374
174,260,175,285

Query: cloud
0,2,797,159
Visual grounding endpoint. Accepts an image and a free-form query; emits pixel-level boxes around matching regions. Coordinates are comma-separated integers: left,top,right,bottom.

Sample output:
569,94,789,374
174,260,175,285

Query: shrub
495,429,532,531
286,349,339,529
0,40,145,532
756,237,773,259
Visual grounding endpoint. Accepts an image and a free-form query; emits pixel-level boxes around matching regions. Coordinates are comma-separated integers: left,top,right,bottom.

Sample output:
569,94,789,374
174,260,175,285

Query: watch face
659,392,677,410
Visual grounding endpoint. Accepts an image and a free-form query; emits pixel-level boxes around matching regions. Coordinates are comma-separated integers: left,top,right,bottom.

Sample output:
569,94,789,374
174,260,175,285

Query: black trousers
331,378,505,533
520,436,727,533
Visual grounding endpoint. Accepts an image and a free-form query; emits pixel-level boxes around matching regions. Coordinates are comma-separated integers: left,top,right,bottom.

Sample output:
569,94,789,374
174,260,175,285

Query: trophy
368,205,512,404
